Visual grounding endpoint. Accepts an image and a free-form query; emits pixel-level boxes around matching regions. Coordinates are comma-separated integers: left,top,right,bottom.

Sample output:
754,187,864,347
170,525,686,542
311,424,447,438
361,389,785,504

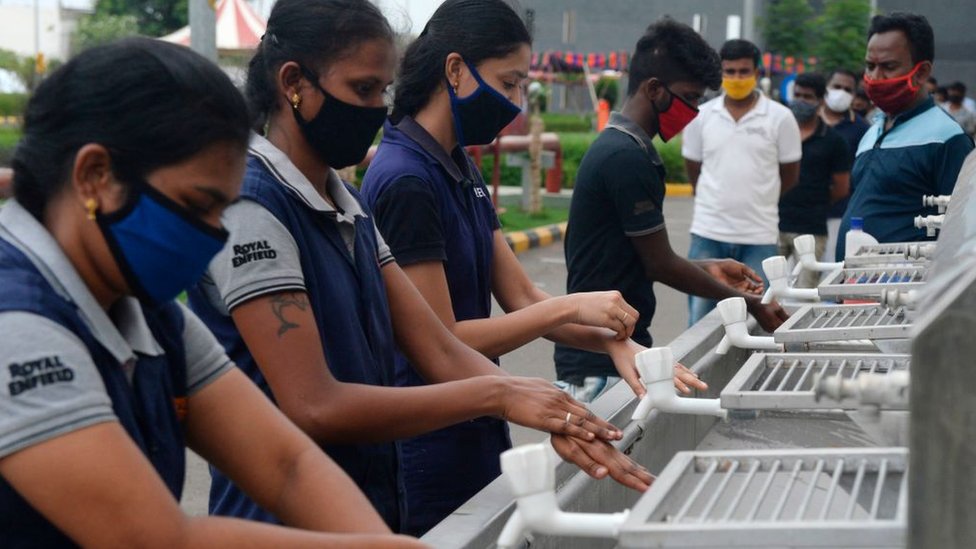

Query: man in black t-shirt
778,73,851,287
556,18,789,400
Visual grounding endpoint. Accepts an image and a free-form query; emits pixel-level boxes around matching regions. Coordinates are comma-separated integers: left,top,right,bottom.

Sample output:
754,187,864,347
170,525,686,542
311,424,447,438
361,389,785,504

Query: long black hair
13,37,250,220
246,0,394,130
392,0,531,119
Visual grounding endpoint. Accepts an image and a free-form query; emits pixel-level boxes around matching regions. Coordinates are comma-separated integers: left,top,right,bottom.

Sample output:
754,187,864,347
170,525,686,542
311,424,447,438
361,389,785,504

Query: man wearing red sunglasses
836,12,974,259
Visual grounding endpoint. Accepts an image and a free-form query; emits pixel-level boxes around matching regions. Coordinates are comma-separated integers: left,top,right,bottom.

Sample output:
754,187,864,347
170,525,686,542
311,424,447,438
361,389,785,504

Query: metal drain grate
818,266,927,299
844,243,931,267
618,448,907,548
720,353,911,410
774,304,912,344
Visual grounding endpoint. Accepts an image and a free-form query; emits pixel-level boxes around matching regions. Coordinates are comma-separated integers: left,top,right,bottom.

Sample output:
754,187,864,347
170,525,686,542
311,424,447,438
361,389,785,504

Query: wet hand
607,339,647,398
498,377,623,442
702,259,764,295
550,434,654,492
673,363,707,394
747,297,790,333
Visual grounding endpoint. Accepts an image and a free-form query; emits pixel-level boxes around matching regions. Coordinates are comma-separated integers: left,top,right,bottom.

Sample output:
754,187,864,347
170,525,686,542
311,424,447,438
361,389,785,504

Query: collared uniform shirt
361,115,509,537
189,134,401,528
555,111,665,382
0,200,231,546
837,97,975,259
682,93,803,245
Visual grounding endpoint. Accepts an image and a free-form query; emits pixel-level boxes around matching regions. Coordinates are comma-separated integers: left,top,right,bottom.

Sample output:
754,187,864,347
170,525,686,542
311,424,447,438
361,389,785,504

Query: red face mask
656,87,699,142
862,63,924,115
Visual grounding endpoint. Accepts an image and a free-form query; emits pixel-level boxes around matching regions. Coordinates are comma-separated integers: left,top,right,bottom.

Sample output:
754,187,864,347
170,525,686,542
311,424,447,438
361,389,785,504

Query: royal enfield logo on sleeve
232,240,278,267
8,355,75,396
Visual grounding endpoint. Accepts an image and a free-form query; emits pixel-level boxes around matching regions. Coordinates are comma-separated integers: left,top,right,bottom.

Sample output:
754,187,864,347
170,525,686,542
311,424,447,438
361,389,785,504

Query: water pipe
714,297,783,355
629,347,727,421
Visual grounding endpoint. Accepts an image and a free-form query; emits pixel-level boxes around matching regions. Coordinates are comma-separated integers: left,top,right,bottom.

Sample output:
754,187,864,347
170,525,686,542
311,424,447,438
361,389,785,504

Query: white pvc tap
496,444,629,548
914,214,944,237
922,194,951,213
630,347,727,421
816,370,910,411
714,297,783,355
906,243,937,260
791,234,843,278
762,256,820,304
879,288,917,310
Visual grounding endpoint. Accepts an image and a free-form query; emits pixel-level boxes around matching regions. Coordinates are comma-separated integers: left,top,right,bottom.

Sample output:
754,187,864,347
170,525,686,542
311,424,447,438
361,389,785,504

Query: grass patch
497,206,569,232
0,126,20,148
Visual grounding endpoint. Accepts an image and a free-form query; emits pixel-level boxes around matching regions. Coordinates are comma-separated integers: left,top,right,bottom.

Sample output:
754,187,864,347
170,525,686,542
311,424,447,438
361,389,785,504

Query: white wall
0,4,90,62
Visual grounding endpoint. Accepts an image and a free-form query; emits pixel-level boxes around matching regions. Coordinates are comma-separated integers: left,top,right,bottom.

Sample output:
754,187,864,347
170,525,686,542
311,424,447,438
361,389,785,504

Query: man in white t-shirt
682,39,802,325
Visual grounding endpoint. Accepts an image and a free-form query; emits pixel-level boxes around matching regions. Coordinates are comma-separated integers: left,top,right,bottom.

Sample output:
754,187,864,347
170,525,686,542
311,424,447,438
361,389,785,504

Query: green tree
95,0,189,37
759,0,814,58
813,0,871,73
595,77,619,110
0,49,39,90
72,14,140,53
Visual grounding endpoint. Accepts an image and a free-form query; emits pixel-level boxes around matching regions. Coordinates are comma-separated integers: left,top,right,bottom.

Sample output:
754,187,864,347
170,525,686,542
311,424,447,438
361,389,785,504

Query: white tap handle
762,255,790,281
794,234,816,256
500,444,555,498
635,346,673,382
631,347,727,421
762,255,819,303
717,296,748,324
715,298,783,353
793,234,843,272
499,443,631,543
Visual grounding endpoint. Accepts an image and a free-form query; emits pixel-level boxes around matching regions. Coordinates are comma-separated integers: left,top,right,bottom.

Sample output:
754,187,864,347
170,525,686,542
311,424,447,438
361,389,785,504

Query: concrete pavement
180,197,697,516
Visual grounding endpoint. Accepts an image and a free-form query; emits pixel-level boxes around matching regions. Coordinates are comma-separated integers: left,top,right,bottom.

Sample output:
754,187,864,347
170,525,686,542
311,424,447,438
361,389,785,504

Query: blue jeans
687,233,777,326
554,376,621,403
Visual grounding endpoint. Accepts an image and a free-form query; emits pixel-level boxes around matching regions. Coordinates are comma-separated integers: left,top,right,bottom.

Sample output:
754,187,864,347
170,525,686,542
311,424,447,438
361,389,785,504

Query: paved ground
180,197,697,516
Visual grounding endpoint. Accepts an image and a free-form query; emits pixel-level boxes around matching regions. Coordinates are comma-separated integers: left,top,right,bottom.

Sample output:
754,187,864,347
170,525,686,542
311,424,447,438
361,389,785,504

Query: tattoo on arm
270,293,310,337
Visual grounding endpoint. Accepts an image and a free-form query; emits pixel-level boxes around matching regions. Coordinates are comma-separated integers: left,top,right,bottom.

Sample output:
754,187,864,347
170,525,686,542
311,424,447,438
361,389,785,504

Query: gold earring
291,92,301,109
85,198,98,221
453,82,460,94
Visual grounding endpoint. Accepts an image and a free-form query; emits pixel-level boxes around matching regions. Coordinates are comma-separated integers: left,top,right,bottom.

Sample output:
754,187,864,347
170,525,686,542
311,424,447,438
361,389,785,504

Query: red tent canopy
160,0,266,52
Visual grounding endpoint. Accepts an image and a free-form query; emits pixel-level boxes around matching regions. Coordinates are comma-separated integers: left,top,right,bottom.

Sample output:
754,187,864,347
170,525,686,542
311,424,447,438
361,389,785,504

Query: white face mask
825,88,854,113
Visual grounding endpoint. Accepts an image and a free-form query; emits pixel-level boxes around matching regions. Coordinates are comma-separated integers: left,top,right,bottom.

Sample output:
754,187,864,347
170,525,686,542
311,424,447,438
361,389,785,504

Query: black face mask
448,61,521,146
292,66,388,169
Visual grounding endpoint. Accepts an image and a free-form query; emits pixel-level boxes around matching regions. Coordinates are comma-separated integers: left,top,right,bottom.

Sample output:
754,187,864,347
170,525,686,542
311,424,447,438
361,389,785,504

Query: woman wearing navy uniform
187,0,648,534
0,38,423,547
361,0,705,534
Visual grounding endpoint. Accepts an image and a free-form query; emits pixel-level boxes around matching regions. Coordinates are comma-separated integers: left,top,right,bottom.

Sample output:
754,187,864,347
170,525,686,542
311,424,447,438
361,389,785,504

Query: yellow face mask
722,75,757,100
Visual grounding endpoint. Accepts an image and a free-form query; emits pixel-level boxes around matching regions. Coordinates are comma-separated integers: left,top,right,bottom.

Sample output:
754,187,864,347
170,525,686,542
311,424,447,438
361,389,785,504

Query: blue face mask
97,178,228,306
448,60,521,146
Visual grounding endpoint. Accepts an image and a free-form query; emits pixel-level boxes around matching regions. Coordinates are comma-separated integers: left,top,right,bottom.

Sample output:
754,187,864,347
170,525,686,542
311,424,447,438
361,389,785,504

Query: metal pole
189,0,217,62
742,0,757,43
33,0,40,87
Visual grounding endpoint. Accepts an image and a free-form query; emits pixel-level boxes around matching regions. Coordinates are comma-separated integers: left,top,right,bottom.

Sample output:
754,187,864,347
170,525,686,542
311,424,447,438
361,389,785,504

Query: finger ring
622,312,630,322
565,411,572,424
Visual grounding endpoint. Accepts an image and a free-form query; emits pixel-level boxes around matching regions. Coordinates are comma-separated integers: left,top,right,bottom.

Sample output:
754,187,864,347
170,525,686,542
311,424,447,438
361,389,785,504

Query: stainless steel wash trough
419,152,976,549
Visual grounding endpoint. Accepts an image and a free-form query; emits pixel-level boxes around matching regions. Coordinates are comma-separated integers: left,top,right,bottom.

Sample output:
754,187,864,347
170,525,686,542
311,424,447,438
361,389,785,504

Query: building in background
522,0,975,110
0,1,91,62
